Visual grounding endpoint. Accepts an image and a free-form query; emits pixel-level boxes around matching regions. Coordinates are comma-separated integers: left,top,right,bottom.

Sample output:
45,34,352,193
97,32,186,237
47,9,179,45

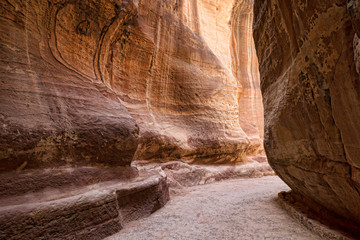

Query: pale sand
106,176,321,240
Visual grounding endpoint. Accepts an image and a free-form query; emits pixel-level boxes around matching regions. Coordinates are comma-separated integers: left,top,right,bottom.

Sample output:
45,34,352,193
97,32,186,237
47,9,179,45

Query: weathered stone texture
0,0,264,169
0,0,139,171
114,0,262,163
0,171,169,240
254,0,360,223
348,0,360,36
86,0,265,163
0,0,265,238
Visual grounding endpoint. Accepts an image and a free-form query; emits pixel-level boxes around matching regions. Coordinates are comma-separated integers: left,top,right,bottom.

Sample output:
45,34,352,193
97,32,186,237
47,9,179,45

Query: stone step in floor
0,169,169,240
133,159,275,195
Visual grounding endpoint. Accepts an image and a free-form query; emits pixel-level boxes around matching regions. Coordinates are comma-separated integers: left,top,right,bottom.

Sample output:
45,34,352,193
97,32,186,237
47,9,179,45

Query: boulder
253,0,360,224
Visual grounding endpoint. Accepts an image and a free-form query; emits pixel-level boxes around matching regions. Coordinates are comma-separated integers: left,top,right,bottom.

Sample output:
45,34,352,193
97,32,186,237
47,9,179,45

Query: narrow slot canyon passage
0,0,359,239
106,176,321,240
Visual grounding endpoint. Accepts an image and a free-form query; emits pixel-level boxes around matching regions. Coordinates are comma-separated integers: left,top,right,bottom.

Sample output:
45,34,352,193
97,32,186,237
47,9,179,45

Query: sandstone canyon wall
0,0,264,170
253,0,360,225
0,0,140,171
107,0,265,163
0,1,170,238
0,0,264,238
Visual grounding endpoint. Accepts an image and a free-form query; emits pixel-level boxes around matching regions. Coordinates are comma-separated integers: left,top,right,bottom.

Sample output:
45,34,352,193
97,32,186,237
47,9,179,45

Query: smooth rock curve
253,0,360,224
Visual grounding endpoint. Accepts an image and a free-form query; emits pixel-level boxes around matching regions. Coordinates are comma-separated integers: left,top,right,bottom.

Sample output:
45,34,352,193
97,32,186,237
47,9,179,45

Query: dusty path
106,176,321,240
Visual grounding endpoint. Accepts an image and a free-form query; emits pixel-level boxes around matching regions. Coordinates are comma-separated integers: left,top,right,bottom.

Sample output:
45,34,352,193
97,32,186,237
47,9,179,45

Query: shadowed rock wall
254,0,360,224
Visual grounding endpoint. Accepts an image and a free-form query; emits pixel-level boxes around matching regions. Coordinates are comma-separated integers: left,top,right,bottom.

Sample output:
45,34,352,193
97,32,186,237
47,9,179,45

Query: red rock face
231,0,264,156
97,0,265,163
253,0,360,224
0,0,265,169
0,0,140,171
0,0,265,238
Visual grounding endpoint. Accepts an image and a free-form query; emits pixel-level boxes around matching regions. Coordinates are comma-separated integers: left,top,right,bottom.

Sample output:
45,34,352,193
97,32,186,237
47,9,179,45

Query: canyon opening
0,0,359,239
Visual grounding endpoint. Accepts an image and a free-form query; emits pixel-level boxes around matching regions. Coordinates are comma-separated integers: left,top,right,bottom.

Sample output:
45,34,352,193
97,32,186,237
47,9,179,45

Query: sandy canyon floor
106,176,321,240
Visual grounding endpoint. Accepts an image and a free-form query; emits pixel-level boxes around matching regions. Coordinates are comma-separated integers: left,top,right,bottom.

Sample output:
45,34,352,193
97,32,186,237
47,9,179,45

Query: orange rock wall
0,0,264,171
109,0,265,163
0,0,140,171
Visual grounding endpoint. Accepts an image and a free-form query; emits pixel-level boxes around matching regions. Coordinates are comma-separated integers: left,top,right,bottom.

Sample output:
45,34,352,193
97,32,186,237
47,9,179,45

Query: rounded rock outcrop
253,0,360,224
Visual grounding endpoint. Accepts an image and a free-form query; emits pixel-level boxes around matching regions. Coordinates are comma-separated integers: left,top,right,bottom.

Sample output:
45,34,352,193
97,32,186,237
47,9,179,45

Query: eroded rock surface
0,0,139,171
48,0,263,164
0,0,266,238
1,0,264,168
113,0,264,163
133,158,274,195
254,0,360,224
0,170,169,240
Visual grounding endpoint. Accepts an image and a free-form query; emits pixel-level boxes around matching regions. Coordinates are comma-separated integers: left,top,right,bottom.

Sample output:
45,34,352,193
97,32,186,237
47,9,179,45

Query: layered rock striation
254,0,360,225
0,0,265,238
0,0,264,169
83,0,264,164
0,0,139,171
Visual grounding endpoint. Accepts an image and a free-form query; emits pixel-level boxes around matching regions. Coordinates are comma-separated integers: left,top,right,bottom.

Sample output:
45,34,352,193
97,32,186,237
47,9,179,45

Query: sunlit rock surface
92,0,264,163
0,0,265,238
0,0,264,168
254,0,360,224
